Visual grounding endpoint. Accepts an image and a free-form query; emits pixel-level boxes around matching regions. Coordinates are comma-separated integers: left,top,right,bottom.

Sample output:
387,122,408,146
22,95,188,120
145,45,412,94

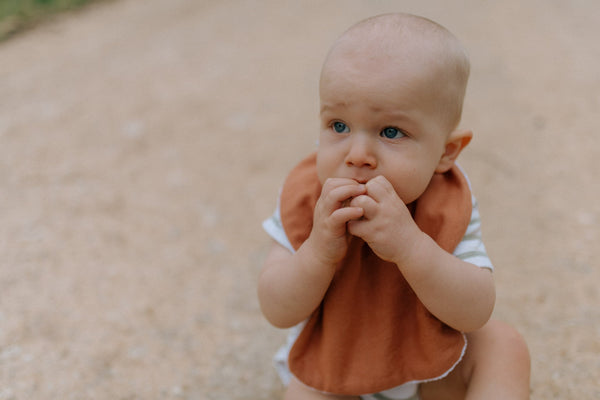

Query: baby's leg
285,378,360,400
420,320,530,400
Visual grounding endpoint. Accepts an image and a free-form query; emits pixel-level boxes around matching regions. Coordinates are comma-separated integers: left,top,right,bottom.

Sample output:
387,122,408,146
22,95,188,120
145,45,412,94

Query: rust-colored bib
279,153,473,395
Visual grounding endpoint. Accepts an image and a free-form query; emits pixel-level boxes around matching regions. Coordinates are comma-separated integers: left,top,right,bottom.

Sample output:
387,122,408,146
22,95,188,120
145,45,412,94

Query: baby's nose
345,135,377,168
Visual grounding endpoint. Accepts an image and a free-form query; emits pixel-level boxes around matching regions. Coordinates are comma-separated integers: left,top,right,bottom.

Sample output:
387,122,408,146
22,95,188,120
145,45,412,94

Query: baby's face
316,49,453,204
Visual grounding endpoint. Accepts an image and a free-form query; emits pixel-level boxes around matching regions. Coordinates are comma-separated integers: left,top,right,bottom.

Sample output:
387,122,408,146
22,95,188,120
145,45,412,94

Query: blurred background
1,0,598,399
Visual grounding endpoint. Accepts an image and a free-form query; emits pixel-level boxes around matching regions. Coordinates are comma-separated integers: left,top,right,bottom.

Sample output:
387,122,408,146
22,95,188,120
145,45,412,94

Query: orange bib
279,153,472,395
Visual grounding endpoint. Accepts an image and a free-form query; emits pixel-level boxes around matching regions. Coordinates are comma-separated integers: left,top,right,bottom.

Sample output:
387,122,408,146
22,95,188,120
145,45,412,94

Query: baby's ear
435,129,472,173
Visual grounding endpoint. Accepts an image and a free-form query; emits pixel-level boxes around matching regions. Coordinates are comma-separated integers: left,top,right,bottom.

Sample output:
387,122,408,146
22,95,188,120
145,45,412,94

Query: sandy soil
0,0,598,399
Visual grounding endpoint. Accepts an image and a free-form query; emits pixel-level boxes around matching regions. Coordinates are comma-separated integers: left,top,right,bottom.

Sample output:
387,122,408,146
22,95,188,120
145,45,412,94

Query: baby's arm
258,178,366,328
398,234,495,332
348,176,495,333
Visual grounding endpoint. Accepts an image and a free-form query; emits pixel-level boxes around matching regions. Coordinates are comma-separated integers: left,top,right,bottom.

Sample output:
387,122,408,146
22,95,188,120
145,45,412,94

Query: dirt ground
0,0,598,399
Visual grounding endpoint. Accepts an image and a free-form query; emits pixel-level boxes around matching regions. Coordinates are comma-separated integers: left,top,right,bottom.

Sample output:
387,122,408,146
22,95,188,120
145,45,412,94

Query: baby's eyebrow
320,102,348,112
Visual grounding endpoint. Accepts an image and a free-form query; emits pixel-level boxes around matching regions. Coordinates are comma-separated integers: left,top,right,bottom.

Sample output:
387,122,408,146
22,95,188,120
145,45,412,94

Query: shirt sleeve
262,196,295,253
452,196,494,271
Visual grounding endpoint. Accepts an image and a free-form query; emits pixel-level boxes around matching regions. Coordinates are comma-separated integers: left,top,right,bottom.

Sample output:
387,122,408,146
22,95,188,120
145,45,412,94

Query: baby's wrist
393,230,430,269
300,235,341,277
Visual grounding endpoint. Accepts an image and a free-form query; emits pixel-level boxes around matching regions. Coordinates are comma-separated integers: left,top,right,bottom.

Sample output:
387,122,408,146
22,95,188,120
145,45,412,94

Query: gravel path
1,1,598,398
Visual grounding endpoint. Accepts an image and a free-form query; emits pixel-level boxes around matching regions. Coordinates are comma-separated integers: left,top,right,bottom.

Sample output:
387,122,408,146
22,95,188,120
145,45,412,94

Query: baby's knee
488,320,528,349
475,320,530,365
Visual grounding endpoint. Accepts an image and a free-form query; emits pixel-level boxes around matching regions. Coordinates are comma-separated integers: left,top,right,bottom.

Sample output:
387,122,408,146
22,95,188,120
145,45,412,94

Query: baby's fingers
364,176,397,203
320,179,366,211
331,205,364,225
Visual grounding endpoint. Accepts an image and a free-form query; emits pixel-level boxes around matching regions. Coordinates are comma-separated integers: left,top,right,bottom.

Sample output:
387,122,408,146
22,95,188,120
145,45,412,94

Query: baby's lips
342,197,353,208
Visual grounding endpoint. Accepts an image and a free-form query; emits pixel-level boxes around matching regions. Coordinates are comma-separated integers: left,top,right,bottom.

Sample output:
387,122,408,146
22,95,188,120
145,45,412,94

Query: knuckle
365,178,377,189
351,194,368,206
322,178,335,190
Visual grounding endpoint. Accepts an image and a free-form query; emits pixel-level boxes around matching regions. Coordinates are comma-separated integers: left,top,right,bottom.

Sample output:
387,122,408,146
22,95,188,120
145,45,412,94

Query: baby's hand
307,178,366,266
347,176,423,265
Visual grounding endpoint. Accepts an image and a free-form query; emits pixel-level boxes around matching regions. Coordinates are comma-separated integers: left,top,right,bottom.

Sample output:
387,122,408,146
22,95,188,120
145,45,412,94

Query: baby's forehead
323,16,469,93
328,14,466,65
331,27,451,66
322,37,449,89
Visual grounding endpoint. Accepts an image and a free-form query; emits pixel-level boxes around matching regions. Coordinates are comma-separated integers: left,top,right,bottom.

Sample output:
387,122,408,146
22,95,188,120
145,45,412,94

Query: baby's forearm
396,233,496,332
258,240,337,329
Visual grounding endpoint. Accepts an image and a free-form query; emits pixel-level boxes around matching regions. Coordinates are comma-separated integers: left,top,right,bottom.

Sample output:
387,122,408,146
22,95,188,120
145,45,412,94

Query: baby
259,13,530,400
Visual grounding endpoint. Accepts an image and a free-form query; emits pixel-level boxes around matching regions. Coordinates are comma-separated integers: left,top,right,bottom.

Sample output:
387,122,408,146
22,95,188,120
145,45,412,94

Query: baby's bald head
321,13,471,132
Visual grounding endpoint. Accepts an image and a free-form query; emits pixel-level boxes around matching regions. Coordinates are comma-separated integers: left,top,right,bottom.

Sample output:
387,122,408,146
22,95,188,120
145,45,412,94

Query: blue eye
380,127,405,139
332,122,349,133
